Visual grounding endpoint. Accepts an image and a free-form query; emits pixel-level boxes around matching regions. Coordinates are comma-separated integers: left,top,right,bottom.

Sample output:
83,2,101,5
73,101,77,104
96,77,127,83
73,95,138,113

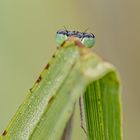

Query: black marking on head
2,130,7,136
57,29,95,38
83,32,95,38
67,31,79,37
76,32,83,38
67,31,75,36
57,29,68,36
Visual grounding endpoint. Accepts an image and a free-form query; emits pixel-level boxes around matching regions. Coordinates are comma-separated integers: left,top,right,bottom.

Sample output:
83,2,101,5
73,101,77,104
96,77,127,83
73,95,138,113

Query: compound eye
82,33,96,48
56,29,68,45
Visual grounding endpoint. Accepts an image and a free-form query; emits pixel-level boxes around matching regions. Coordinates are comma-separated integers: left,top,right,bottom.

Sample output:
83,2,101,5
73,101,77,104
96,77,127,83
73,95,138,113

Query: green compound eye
81,33,96,48
56,30,68,45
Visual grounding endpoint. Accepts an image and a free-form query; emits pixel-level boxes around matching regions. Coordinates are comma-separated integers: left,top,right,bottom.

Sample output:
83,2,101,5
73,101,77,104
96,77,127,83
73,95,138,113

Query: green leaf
84,72,122,140
1,38,122,140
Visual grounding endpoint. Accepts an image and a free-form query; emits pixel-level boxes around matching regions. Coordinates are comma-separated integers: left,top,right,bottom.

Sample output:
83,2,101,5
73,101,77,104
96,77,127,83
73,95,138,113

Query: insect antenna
63,26,69,34
81,28,89,41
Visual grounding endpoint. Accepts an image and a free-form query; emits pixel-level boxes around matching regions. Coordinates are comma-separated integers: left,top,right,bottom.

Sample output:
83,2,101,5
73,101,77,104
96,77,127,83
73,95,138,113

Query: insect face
56,29,96,48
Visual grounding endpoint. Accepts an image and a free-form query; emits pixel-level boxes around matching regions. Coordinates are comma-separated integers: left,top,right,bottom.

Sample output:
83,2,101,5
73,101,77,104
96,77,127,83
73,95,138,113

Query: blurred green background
0,0,139,139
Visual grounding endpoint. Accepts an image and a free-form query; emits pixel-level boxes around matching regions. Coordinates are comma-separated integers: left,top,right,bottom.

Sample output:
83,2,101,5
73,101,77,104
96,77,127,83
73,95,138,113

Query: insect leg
79,96,87,135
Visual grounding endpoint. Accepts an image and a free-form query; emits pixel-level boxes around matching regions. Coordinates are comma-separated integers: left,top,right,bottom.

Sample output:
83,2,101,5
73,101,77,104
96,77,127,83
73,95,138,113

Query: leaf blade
83,71,122,140
2,42,80,140
1,39,122,140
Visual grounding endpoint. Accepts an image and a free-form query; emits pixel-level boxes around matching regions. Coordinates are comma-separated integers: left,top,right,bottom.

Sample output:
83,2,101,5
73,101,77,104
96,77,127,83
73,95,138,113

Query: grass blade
1,41,80,140
1,38,122,140
84,71,122,140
